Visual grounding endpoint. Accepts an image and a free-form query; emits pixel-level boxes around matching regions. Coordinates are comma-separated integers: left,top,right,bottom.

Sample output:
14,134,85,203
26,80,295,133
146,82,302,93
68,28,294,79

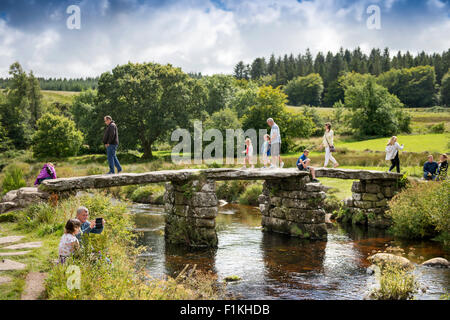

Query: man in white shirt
267,118,284,168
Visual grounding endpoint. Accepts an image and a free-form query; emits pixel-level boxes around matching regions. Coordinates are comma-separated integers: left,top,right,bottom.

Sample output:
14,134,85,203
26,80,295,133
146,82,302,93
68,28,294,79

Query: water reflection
131,203,450,300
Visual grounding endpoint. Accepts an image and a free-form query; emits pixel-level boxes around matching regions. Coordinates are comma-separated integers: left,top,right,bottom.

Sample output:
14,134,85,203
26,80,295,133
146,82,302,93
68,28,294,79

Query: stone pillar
344,179,399,228
164,179,218,248
258,176,328,240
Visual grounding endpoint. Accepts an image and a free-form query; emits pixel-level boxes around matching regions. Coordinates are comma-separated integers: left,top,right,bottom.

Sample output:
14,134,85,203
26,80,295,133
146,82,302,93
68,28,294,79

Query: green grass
338,134,449,153
42,90,79,106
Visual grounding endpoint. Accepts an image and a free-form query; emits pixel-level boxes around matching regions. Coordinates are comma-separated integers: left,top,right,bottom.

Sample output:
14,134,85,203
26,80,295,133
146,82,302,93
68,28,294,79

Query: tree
241,86,314,152
284,73,324,106
231,85,258,118
28,71,43,129
234,61,247,80
377,65,436,107
0,62,33,149
96,62,207,159
71,89,102,152
33,113,83,158
250,58,267,79
201,74,236,114
344,78,411,137
440,70,450,107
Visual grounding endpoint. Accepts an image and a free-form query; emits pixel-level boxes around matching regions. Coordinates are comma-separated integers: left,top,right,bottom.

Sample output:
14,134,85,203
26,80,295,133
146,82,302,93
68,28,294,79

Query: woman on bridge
385,136,404,173
322,123,339,168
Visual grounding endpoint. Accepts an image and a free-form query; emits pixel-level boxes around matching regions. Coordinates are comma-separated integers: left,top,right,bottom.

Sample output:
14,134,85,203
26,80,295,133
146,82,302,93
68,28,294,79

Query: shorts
271,143,280,157
297,164,310,171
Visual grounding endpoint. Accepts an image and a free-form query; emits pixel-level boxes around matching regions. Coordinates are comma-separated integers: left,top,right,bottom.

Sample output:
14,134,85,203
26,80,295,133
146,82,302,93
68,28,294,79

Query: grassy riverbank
0,193,225,300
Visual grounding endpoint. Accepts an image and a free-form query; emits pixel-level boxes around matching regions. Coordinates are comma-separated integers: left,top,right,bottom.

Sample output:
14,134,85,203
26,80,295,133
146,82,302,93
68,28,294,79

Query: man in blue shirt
75,206,105,242
423,155,439,181
297,149,319,182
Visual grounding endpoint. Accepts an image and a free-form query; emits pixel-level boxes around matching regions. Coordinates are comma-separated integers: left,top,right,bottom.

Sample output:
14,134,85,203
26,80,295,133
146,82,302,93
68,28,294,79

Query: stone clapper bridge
37,168,403,248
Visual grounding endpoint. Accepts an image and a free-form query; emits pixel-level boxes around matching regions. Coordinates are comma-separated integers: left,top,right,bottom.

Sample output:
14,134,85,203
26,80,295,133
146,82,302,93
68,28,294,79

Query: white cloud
0,0,448,78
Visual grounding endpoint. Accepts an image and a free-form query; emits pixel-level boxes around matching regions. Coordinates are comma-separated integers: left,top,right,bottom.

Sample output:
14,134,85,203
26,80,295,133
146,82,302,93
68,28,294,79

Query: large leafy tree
95,62,207,159
33,113,83,158
377,65,436,107
284,73,324,106
241,86,314,152
344,78,411,137
201,74,236,114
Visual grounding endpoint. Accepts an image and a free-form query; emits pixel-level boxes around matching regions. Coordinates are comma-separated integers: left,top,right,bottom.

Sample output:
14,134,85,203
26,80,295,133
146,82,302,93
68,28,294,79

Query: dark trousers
389,152,400,173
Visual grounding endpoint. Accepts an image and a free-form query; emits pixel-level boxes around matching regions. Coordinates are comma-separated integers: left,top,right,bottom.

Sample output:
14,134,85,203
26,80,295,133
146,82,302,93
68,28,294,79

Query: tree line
234,47,450,107
1,58,446,160
0,77,98,92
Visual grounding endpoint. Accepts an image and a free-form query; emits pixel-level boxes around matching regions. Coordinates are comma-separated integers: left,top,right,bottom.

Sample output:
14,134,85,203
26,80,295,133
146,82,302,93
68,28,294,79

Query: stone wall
258,177,328,240
343,179,400,228
164,179,218,248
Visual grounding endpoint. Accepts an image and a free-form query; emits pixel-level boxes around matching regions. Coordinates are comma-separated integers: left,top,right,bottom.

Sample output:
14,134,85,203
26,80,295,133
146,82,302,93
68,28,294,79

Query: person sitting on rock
75,206,105,242
58,219,81,264
296,149,319,183
423,155,438,181
34,163,57,185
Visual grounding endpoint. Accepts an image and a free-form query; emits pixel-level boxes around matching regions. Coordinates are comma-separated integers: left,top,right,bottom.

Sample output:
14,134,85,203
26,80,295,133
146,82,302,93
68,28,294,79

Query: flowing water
131,203,450,300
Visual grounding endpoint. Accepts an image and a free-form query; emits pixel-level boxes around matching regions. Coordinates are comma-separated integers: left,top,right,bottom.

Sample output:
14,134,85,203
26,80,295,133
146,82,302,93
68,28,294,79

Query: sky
0,0,449,78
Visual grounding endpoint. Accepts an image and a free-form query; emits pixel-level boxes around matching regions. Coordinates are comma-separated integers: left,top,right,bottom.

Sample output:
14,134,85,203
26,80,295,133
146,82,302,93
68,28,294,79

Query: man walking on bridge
267,118,284,169
103,116,122,174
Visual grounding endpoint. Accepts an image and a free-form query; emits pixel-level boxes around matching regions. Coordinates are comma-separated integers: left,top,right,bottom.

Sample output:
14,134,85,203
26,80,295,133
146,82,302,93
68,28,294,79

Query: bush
370,262,418,300
216,180,248,203
428,122,445,134
238,183,263,206
387,180,450,245
130,185,165,204
1,164,27,194
33,113,83,158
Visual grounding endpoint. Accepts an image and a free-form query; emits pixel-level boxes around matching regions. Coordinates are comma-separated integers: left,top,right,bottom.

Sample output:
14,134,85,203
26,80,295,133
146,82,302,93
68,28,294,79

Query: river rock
421,257,449,268
367,253,413,269
2,190,18,202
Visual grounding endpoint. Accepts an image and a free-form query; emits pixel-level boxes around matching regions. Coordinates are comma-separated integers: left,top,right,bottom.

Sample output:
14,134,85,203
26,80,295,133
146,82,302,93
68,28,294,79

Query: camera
95,218,103,229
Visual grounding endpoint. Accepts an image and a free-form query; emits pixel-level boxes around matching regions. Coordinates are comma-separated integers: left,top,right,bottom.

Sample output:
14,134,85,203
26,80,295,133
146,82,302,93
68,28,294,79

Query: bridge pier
343,179,400,228
164,179,218,248
258,176,328,240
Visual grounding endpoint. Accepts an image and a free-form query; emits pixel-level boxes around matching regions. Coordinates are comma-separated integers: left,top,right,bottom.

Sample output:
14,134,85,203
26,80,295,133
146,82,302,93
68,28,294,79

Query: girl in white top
385,136,404,173
323,123,339,168
242,138,254,169
58,219,81,264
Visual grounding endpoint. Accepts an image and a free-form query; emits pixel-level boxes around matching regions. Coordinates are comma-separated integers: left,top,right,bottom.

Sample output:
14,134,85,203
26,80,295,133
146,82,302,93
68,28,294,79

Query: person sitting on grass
75,206,105,242
34,162,57,185
296,149,319,183
423,155,438,181
437,153,448,181
58,219,81,264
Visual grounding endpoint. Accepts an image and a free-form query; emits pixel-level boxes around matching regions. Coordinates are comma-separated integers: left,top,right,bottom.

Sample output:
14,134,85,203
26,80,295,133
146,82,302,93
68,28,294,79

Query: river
131,203,450,300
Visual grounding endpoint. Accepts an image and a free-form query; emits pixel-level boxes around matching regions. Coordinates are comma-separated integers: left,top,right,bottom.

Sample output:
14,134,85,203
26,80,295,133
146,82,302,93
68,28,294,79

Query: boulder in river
367,253,413,270
421,257,449,268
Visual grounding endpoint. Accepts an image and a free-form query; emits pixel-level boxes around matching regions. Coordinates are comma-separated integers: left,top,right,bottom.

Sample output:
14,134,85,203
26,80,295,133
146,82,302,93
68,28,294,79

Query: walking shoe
269,164,275,169
280,162,285,168
312,178,320,183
